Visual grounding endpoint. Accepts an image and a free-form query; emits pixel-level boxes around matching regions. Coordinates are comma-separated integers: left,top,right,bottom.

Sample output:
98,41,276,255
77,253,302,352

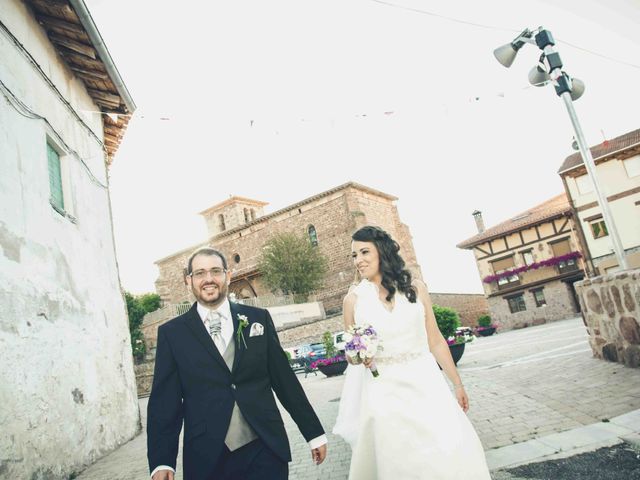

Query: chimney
472,210,485,233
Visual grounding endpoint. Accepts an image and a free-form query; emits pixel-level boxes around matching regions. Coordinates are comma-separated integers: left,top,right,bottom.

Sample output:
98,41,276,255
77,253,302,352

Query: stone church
155,182,422,312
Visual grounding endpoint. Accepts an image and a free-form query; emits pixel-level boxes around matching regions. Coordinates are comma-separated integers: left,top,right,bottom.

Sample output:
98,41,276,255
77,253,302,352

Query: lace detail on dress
376,350,428,365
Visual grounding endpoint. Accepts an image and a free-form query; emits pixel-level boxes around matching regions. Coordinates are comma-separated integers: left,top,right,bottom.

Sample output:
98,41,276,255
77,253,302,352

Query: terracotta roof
558,128,640,174
457,194,571,249
24,0,135,163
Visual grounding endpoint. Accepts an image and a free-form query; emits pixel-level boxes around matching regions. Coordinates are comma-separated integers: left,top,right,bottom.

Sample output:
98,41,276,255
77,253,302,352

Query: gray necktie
207,310,226,353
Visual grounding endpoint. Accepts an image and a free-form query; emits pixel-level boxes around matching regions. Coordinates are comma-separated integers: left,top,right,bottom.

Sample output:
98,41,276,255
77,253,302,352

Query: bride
333,226,491,479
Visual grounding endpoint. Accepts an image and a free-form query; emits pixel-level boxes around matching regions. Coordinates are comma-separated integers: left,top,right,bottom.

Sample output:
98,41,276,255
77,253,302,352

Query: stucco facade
559,129,640,274
0,2,138,478
458,195,586,330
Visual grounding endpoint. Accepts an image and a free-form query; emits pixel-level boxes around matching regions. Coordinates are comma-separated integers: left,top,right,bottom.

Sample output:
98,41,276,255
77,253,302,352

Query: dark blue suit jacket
147,301,324,479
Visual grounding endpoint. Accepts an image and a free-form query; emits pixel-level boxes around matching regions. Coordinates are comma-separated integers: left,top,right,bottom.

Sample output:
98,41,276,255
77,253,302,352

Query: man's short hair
187,247,228,274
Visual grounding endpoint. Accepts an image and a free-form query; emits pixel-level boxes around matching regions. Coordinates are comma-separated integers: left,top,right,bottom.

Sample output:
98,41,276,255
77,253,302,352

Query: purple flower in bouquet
344,324,381,377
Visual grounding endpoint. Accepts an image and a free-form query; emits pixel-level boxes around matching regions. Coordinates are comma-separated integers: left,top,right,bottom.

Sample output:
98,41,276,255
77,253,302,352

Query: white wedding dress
333,280,491,479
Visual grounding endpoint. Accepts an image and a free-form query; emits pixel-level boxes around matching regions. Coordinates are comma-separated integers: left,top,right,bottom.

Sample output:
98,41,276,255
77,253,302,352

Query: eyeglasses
189,267,227,281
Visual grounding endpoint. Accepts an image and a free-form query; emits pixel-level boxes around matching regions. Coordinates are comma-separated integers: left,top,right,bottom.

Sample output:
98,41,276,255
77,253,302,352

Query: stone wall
134,362,155,397
487,279,580,330
430,293,489,327
576,269,640,368
277,314,346,348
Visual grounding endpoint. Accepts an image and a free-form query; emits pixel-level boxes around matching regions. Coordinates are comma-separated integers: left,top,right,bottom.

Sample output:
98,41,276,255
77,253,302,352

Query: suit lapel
229,302,244,372
184,303,230,372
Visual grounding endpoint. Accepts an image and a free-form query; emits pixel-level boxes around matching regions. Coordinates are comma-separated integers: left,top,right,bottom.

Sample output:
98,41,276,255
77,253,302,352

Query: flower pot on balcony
316,360,348,377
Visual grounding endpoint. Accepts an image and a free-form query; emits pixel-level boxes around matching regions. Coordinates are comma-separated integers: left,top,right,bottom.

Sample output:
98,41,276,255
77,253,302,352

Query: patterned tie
207,310,226,353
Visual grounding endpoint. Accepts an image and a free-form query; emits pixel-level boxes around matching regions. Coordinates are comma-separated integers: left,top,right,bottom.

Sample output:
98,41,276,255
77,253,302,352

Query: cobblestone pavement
77,317,640,480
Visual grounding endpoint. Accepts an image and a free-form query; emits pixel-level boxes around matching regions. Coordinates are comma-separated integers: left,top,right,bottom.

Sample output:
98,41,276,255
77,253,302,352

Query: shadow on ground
493,442,640,480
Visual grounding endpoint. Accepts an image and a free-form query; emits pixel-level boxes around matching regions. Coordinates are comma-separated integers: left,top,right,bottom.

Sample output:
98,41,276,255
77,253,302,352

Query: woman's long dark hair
352,226,416,303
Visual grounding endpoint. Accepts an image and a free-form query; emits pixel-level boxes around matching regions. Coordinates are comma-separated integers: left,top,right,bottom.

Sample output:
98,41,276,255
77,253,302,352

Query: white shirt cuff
151,465,175,478
308,434,328,449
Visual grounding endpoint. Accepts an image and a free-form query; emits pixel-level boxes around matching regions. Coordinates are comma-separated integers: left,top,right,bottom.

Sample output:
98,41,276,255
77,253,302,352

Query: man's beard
193,282,227,307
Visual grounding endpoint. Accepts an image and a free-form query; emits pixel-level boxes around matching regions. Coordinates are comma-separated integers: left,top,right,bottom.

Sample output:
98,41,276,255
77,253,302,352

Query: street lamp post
493,27,629,271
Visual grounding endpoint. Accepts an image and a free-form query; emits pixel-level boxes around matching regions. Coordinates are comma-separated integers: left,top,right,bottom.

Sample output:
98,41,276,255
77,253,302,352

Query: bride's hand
346,355,361,365
363,357,374,369
455,386,469,413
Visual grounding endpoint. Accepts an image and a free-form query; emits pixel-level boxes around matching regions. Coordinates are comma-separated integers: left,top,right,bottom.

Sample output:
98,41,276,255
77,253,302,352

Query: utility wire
368,0,640,70
1,79,108,190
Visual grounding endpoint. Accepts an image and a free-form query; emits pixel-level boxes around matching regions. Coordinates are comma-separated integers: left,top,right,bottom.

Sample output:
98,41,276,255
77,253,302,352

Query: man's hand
152,470,174,480
311,444,327,465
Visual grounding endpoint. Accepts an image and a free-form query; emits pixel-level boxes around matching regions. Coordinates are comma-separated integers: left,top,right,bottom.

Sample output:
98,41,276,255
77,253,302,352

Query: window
550,238,571,257
532,288,547,307
521,250,534,266
218,214,226,231
47,142,64,211
234,253,241,264
507,294,526,313
575,174,594,195
308,225,318,247
590,219,608,239
250,209,256,221
623,155,640,178
244,208,250,223
491,255,519,287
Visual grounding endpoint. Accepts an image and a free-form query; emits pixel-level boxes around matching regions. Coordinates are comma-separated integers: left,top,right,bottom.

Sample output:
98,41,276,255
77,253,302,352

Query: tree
125,291,162,361
432,304,461,339
258,232,327,301
138,293,161,313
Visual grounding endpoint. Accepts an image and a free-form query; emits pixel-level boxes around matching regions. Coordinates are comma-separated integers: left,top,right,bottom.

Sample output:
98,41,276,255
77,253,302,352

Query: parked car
296,343,327,361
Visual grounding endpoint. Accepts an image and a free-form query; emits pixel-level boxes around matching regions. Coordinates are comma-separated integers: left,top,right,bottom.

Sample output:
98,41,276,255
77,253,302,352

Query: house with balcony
457,194,586,330
559,128,640,274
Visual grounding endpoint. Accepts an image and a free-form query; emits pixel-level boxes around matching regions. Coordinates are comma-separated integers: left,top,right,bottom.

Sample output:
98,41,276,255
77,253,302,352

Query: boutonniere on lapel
236,314,249,349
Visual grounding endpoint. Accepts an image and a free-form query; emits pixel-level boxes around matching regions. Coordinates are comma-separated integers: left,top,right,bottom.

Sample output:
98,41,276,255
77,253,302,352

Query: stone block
602,343,619,362
619,316,640,344
623,284,636,312
623,345,640,368
586,289,603,314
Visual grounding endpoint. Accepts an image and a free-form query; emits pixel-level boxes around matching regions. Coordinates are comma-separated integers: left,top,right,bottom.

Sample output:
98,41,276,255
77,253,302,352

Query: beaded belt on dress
375,350,428,365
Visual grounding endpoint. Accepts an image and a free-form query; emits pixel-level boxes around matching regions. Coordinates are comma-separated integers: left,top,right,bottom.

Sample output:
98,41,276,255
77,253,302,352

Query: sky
86,0,640,295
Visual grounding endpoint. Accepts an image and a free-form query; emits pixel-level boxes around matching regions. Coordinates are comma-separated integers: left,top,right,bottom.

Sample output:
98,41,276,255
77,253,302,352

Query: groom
147,247,327,480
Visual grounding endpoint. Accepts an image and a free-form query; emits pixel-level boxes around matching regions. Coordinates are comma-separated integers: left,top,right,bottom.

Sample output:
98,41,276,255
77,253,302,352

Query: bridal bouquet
344,324,381,377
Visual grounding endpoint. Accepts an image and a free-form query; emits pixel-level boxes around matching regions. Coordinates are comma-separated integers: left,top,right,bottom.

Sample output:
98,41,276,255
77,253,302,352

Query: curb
486,409,640,470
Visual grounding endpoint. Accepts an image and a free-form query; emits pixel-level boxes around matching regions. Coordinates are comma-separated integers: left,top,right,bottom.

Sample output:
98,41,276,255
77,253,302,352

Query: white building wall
0,2,139,478
566,157,640,260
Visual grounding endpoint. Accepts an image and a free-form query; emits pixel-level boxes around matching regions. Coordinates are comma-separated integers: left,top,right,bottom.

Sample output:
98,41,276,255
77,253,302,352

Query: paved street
77,317,640,479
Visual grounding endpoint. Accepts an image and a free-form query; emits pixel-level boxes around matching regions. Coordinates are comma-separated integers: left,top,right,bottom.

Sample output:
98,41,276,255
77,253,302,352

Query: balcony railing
557,259,579,275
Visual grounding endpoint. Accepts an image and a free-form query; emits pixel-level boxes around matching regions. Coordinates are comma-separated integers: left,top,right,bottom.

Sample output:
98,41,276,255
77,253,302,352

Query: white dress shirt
151,300,326,477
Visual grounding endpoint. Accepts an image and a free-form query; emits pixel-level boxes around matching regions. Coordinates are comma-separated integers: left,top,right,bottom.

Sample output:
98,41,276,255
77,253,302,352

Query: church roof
199,197,270,216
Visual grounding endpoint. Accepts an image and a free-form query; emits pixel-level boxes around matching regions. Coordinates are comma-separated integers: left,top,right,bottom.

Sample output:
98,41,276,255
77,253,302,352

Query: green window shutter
47,143,64,210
